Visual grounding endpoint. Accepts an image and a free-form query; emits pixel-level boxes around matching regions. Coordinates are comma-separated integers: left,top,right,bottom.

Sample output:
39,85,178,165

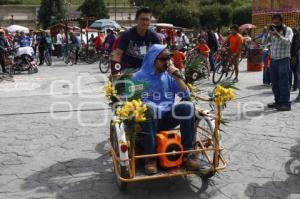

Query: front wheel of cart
194,114,222,170
110,121,129,191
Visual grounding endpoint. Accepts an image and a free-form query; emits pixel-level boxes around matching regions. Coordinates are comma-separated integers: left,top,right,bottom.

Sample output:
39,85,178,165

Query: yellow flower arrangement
213,84,235,105
103,81,116,99
116,99,147,122
187,83,195,95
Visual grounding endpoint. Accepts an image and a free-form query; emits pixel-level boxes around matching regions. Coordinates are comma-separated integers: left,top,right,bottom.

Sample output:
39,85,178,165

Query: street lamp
11,15,14,25
115,0,117,21
128,13,131,27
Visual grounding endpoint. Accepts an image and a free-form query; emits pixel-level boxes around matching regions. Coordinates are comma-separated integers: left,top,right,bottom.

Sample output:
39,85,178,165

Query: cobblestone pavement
0,60,299,199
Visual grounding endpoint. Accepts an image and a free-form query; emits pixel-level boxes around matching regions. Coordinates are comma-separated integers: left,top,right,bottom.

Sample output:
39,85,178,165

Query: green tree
232,4,252,25
217,0,233,4
218,5,232,26
38,0,65,29
0,0,22,5
78,0,109,19
198,5,221,27
158,4,198,28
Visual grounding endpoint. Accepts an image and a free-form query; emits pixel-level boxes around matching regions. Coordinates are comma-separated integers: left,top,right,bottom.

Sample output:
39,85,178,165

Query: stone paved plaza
0,60,299,199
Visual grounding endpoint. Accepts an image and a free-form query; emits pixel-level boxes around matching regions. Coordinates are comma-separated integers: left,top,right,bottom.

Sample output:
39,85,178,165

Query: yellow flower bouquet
116,99,147,123
213,84,235,106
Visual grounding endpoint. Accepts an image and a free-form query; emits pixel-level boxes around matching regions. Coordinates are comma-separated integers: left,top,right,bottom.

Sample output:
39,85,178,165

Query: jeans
270,57,291,106
140,102,195,155
209,51,215,71
289,54,299,89
38,47,45,64
0,52,6,73
262,51,271,85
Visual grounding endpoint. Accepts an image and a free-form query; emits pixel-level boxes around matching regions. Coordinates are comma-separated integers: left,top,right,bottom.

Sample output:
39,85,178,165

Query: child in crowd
194,38,211,78
171,44,186,71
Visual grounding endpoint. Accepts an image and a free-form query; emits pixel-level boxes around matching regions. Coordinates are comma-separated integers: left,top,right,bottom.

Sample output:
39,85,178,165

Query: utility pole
115,0,117,21
11,15,14,25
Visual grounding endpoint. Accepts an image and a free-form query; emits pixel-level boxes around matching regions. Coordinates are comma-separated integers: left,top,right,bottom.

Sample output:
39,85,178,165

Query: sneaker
144,159,158,175
233,78,239,83
295,96,300,102
183,156,200,171
276,105,291,111
267,102,278,108
292,86,297,92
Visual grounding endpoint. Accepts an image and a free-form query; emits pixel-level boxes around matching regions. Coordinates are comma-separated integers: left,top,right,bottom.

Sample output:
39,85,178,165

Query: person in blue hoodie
132,44,200,175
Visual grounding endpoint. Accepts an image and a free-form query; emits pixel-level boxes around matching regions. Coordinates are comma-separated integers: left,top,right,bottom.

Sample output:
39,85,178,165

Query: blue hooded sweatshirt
132,44,190,116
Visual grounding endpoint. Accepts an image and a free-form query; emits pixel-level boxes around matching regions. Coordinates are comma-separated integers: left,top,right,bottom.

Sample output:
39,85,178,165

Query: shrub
232,4,252,25
158,4,199,28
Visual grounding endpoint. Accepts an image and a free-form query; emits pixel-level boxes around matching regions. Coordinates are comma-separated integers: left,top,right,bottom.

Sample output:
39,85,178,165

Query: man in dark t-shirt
111,7,160,75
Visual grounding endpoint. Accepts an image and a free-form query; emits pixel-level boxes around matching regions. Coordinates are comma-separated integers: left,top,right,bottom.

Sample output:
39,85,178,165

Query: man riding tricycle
103,44,235,190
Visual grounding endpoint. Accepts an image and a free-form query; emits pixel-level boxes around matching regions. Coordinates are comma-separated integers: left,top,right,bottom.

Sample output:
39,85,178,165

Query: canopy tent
6,25,29,33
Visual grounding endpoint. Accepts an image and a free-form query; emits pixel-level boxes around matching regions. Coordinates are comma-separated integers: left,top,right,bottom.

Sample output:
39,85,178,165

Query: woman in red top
171,44,186,71
194,38,211,78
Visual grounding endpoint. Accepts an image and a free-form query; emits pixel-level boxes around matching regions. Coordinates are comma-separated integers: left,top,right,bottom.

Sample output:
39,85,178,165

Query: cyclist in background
224,24,244,82
69,32,80,64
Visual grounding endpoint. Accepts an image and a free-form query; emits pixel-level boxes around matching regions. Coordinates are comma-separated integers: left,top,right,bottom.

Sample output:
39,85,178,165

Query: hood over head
139,44,170,75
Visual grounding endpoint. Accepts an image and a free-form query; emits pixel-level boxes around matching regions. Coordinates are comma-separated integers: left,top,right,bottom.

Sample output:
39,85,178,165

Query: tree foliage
38,0,65,29
158,4,198,28
131,0,251,28
232,4,252,25
198,4,232,27
0,0,22,5
78,0,109,18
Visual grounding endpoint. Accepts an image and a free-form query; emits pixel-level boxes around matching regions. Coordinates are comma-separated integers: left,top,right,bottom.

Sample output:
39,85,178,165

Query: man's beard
275,25,283,32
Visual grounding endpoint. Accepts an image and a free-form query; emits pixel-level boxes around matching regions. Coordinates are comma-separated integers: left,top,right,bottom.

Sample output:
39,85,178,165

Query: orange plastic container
156,131,183,168
247,48,263,71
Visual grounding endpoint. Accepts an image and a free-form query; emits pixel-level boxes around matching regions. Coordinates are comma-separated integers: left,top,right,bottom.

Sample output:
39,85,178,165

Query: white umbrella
6,25,29,33
90,19,121,30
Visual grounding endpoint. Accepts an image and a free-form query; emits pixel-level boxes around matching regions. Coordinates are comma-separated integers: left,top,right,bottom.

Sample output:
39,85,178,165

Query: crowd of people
1,6,300,175
0,29,54,71
1,8,300,111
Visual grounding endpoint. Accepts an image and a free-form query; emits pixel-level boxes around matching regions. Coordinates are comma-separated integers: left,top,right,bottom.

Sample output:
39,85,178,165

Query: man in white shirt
56,30,63,57
175,30,190,52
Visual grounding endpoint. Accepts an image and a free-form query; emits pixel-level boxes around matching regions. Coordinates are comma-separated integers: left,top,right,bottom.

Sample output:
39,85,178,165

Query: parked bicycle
98,50,111,73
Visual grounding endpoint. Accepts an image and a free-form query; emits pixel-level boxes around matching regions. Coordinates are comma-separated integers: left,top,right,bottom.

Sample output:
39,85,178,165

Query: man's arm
272,27,293,44
167,63,188,92
112,48,123,62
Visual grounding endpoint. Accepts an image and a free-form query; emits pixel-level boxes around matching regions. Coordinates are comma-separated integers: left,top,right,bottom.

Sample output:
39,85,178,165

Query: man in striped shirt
267,14,293,111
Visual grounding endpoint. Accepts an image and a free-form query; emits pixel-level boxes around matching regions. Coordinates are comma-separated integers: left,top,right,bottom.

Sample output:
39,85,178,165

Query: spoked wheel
86,53,97,64
66,51,76,66
45,52,52,66
224,64,235,79
8,65,14,76
28,67,34,74
99,56,110,73
193,114,220,177
110,122,129,191
212,62,224,84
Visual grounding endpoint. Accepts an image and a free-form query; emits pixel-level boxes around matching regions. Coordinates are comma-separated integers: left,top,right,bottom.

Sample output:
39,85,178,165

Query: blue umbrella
90,19,121,30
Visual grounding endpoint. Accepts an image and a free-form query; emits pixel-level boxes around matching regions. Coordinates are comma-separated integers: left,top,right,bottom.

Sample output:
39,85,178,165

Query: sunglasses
157,56,171,61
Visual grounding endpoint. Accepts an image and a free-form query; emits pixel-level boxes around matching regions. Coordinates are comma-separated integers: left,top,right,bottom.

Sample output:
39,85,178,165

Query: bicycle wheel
99,56,110,73
86,53,96,64
194,115,219,177
45,52,52,66
224,66,235,79
110,121,129,191
212,62,224,84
